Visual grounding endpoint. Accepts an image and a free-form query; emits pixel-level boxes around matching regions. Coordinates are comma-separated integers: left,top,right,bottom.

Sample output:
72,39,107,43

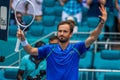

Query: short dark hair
34,41,46,47
57,21,74,33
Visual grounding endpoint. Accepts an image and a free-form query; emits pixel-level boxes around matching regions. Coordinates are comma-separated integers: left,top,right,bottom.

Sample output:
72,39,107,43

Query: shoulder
38,44,58,53
72,41,87,49
73,41,85,46
38,44,56,49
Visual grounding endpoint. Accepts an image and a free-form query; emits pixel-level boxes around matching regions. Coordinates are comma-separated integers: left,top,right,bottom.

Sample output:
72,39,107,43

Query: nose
60,31,64,35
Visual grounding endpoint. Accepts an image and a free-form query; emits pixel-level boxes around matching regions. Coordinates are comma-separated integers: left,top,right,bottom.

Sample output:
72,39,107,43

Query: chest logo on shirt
69,51,74,54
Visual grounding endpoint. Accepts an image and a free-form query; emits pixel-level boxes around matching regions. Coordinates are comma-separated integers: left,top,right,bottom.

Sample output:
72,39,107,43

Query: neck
59,41,69,50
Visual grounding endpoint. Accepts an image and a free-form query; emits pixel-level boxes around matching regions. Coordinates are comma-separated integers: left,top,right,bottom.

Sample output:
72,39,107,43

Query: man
17,41,46,80
17,4,107,80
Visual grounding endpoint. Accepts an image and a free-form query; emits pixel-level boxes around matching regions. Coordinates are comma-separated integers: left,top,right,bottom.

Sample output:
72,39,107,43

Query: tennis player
17,4,107,80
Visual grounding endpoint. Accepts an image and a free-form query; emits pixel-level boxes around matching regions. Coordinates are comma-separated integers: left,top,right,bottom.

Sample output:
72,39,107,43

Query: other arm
85,4,107,48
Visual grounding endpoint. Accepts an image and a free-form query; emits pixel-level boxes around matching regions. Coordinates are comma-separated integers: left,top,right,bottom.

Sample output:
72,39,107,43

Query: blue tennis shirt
38,42,89,80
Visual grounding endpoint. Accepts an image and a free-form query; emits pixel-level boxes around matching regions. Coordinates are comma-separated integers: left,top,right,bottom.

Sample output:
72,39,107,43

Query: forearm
90,20,105,40
85,20,105,48
21,40,38,55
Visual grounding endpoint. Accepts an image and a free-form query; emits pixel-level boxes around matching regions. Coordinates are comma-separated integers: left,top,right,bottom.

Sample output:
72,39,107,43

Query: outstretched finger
99,4,104,12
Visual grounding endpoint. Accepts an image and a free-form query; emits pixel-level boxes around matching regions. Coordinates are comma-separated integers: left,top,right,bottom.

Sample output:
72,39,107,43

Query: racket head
14,0,35,31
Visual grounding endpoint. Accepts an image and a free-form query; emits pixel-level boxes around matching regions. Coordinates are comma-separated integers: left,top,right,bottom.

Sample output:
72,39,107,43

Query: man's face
57,24,72,43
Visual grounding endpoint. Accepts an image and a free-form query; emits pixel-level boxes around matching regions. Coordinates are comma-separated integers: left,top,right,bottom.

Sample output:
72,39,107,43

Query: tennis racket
14,0,35,52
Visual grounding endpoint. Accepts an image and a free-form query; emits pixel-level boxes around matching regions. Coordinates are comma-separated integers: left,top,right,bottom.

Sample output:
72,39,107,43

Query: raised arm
85,4,107,48
17,29,38,55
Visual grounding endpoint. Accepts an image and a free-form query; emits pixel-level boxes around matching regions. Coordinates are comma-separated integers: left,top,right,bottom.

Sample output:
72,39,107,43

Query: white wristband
21,40,28,46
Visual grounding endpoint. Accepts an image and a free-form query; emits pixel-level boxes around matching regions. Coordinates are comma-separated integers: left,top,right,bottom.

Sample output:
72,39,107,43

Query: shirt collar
57,43,72,52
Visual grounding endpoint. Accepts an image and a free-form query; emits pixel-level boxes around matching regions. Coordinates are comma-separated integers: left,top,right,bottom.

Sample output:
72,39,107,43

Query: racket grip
15,39,21,52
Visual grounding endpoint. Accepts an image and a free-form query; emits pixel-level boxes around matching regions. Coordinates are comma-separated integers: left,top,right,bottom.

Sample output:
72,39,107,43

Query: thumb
99,15,104,21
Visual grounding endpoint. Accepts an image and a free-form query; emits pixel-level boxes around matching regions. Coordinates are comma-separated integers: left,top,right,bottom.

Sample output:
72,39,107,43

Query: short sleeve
74,41,90,55
38,45,51,59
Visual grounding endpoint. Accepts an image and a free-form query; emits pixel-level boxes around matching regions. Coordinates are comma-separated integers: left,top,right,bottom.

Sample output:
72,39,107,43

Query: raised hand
99,4,107,23
16,29,25,41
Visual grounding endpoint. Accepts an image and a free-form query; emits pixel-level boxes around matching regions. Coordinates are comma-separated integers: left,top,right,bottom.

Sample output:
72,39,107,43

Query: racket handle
15,39,21,52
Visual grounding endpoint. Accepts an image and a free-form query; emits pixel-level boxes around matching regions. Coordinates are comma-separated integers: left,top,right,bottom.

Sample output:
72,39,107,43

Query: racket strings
15,0,35,30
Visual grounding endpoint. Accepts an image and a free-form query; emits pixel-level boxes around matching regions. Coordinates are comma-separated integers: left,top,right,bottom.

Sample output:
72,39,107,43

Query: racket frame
14,0,35,52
